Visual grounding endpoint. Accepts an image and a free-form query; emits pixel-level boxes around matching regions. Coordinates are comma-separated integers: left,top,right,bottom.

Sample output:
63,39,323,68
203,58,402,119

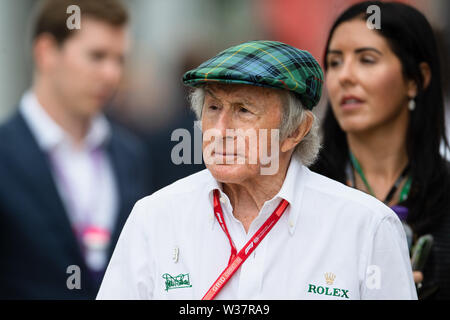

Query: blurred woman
311,1,450,299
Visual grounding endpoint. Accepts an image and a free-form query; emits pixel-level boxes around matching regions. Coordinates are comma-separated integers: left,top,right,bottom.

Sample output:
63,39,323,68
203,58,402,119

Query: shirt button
289,220,294,228
219,196,226,204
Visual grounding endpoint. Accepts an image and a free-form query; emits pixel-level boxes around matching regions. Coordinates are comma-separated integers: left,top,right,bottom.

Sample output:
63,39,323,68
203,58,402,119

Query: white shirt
97,157,417,300
20,91,118,271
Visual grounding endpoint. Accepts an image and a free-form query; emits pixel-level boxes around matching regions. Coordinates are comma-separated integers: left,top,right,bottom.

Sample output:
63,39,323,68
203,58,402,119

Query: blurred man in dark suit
0,0,152,299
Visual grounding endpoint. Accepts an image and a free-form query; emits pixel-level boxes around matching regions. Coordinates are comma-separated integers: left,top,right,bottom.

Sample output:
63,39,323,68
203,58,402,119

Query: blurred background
1,0,449,189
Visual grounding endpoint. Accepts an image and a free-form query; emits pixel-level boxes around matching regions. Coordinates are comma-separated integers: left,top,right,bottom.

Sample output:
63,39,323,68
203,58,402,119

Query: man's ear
33,33,60,73
280,111,313,153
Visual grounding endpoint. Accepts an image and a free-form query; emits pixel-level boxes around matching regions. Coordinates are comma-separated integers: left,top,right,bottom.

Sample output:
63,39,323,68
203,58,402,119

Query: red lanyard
202,189,289,300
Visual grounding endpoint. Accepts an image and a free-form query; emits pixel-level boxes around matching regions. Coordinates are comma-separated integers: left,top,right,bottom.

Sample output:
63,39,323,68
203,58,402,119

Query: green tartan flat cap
182,40,323,110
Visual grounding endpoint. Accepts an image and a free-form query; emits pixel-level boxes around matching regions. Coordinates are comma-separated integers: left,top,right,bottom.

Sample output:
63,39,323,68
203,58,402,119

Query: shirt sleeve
361,213,418,300
97,199,154,299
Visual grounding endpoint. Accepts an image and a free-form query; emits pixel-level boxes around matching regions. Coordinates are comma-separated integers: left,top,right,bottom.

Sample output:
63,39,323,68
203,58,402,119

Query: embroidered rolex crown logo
324,272,336,285
307,272,350,299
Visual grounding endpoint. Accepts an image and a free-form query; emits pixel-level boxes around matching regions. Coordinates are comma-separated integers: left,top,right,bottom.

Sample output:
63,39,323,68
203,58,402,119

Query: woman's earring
408,98,416,111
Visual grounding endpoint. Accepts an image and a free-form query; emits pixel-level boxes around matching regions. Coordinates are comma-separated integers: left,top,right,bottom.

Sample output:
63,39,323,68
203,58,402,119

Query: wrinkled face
201,83,283,183
46,18,128,119
325,19,414,133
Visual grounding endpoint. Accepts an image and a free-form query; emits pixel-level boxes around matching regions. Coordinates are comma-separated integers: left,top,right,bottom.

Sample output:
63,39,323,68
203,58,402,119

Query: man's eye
90,51,106,61
117,55,125,66
239,107,250,113
208,105,219,111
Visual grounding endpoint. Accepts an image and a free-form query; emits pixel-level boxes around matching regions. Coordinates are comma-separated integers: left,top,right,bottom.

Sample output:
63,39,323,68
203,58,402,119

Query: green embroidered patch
162,273,192,291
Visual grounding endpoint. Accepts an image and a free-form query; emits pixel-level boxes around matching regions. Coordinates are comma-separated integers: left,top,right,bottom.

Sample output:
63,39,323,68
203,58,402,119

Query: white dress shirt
20,91,118,271
97,156,417,300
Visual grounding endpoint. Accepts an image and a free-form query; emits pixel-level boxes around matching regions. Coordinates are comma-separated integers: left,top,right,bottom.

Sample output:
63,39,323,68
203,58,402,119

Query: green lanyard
349,152,412,204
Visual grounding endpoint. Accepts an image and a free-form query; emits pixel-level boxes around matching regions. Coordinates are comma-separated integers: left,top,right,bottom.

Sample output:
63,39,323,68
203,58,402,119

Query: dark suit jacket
0,111,153,299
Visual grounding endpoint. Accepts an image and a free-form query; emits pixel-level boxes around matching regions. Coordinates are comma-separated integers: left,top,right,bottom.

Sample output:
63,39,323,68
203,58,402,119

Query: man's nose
215,109,235,137
101,58,122,87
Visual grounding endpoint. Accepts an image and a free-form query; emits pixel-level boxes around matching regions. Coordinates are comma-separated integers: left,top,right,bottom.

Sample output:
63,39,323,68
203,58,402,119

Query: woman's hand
413,271,423,284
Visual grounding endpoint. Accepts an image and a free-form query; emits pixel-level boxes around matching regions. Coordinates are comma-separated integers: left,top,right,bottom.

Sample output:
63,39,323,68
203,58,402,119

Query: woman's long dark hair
311,1,450,235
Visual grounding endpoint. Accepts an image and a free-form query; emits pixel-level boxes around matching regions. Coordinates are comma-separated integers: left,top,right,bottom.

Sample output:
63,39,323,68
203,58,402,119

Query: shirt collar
19,90,111,152
275,156,306,235
205,156,307,235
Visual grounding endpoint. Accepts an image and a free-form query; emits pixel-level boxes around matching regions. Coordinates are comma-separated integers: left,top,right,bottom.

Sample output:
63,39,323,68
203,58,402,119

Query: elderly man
97,41,417,299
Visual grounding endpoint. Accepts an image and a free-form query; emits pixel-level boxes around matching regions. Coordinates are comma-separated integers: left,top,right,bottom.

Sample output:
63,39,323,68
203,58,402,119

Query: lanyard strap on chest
202,190,289,300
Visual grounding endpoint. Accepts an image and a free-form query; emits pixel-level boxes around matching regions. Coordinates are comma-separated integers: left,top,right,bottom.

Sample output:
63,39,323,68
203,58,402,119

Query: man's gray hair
189,87,321,166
